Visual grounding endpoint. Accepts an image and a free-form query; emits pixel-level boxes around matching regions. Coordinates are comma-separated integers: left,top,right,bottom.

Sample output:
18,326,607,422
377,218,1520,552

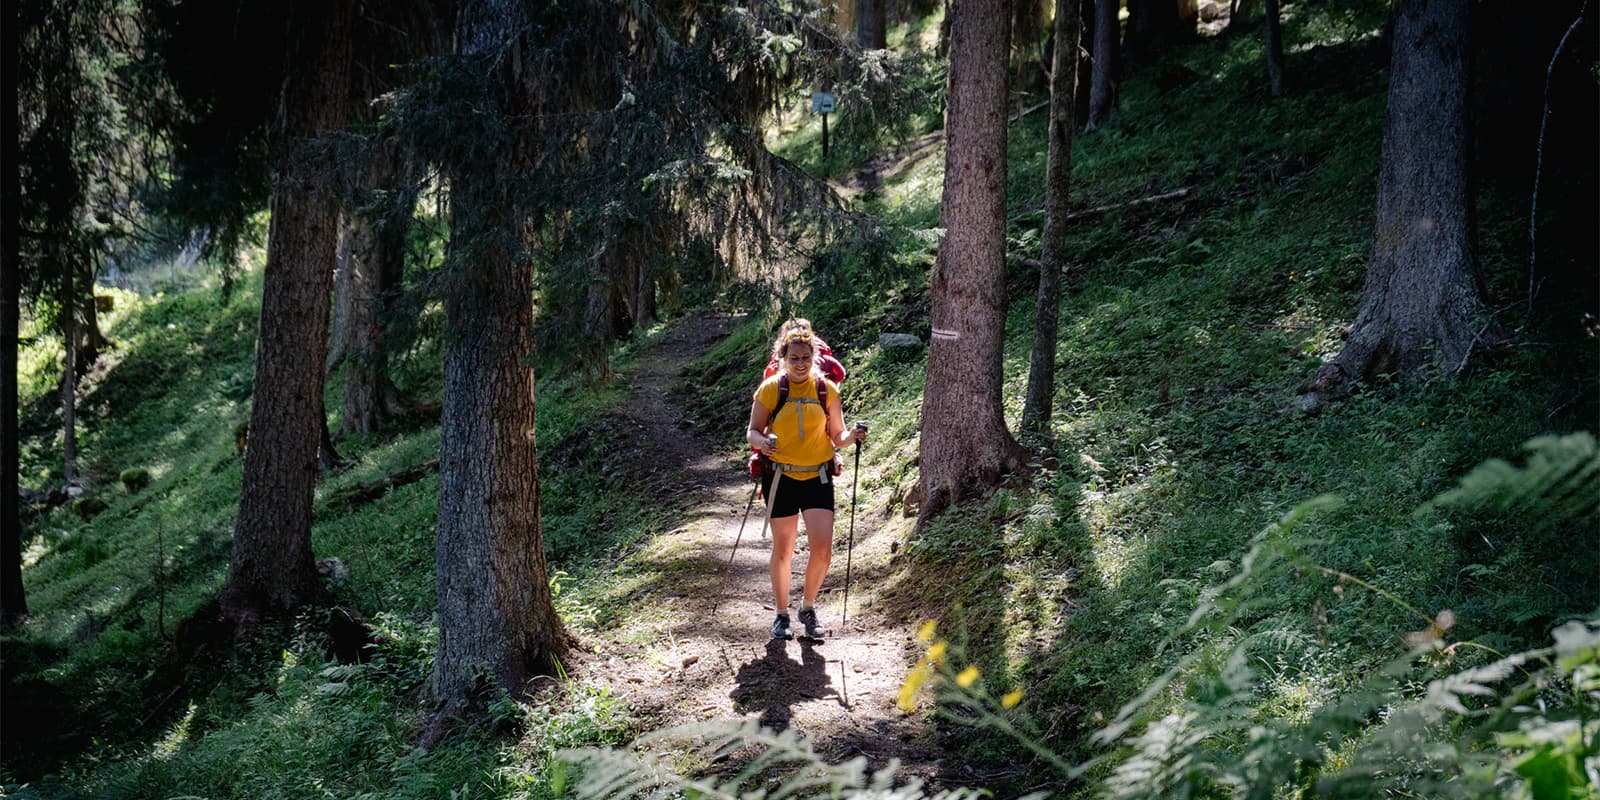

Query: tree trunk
2,5,25,626
319,412,345,473
1125,0,1196,64
1022,0,1081,432
326,214,352,375
1303,0,1481,401
917,0,1026,525
1073,0,1095,124
221,0,355,626
60,258,78,485
337,152,414,437
428,0,569,732
1263,0,1285,97
1087,0,1118,129
858,0,887,48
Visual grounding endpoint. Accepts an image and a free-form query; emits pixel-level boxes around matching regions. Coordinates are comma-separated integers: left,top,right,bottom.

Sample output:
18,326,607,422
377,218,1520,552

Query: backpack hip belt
771,459,835,485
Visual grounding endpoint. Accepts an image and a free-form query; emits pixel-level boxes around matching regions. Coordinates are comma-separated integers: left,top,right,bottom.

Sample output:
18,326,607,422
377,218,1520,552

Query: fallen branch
1009,100,1051,125
324,458,440,513
1013,187,1192,225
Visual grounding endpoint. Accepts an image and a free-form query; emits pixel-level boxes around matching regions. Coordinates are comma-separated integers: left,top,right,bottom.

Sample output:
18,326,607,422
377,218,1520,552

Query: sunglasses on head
785,329,814,343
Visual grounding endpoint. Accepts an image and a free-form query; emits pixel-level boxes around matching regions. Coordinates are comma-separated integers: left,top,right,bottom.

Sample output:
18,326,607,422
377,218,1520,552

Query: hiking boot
771,613,793,640
798,606,823,640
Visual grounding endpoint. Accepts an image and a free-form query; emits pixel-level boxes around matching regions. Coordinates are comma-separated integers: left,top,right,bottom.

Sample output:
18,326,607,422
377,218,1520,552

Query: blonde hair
768,315,832,374
770,318,819,362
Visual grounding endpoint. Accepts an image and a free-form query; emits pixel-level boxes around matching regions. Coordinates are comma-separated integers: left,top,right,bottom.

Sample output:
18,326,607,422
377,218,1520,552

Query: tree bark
917,0,1026,525
1263,0,1285,96
1022,0,1081,432
1087,0,1119,129
221,0,356,626
858,0,888,48
428,0,569,730
60,264,77,485
2,3,25,627
337,150,415,437
1304,0,1482,401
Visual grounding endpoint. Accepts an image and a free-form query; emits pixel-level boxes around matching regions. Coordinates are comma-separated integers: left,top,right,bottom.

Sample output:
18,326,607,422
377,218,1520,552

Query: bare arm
747,399,775,453
827,392,865,448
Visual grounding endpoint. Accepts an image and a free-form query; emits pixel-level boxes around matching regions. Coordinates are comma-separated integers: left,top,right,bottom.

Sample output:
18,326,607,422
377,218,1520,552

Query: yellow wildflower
927,642,947,663
956,666,980,688
898,663,933,712
917,620,938,644
1002,690,1023,709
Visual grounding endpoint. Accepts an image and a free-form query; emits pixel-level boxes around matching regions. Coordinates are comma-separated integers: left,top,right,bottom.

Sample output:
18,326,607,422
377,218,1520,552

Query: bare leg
799,508,835,606
769,514,800,612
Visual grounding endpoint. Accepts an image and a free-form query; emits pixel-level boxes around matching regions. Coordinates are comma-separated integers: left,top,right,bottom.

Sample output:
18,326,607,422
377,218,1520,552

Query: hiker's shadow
731,639,844,731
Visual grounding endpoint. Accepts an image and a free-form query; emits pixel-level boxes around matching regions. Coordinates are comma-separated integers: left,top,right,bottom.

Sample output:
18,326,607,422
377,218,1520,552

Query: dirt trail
581,313,943,783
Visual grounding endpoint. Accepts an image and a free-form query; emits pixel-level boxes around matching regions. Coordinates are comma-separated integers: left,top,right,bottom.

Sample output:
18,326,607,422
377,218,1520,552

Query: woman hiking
746,319,867,640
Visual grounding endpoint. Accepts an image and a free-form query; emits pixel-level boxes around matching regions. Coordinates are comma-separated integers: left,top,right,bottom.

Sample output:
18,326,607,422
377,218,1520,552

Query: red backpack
748,343,847,485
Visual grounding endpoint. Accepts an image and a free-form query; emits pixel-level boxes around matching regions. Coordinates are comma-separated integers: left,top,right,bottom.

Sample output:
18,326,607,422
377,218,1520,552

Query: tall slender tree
917,0,1027,524
1302,0,1483,403
1087,0,1118,129
1263,0,1285,97
1022,0,1082,432
220,0,357,624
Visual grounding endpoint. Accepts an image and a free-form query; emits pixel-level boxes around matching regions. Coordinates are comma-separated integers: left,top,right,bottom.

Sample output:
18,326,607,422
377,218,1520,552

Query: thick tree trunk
1263,0,1285,96
221,0,355,626
1087,0,1119,129
917,0,1026,525
428,0,569,732
1304,0,1481,402
1022,0,1081,432
2,6,24,626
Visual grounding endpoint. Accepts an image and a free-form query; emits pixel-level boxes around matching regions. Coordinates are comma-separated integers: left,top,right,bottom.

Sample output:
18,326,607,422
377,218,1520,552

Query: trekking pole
709,481,761,618
841,421,866,628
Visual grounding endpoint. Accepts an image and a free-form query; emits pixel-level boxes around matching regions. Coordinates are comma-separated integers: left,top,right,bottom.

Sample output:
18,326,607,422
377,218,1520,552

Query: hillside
5,4,1598,799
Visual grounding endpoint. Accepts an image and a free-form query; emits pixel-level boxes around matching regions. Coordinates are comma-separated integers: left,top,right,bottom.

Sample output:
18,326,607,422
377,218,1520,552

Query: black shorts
761,469,836,518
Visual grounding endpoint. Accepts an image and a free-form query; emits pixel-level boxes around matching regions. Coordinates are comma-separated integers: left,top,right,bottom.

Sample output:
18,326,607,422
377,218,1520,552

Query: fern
1094,434,1600,799
560,718,994,800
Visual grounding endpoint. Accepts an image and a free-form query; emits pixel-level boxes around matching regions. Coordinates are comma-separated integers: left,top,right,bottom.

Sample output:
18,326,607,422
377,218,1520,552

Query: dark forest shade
2,0,24,626
918,0,1027,523
221,0,357,623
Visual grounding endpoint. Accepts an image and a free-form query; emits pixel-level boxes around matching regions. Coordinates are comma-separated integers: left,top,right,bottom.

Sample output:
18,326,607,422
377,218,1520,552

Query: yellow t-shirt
753,374,839,479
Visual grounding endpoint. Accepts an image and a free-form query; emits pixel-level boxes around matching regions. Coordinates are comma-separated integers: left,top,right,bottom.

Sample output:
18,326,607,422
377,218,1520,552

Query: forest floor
572,313,952,786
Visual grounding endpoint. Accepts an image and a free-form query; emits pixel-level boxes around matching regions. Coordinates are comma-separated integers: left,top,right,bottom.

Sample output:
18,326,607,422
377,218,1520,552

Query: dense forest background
3,0,1598,797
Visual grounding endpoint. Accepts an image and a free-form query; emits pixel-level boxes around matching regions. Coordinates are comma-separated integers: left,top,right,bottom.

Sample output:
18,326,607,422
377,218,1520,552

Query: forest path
579,313,943,784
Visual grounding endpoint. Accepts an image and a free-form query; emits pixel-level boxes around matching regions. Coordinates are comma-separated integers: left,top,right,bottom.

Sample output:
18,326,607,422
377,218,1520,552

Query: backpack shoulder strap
767,375,790,432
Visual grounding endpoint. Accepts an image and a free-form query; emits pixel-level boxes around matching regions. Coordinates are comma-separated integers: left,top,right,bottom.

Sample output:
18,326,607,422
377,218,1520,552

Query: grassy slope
5,7,1596,799
779,8,1598,788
